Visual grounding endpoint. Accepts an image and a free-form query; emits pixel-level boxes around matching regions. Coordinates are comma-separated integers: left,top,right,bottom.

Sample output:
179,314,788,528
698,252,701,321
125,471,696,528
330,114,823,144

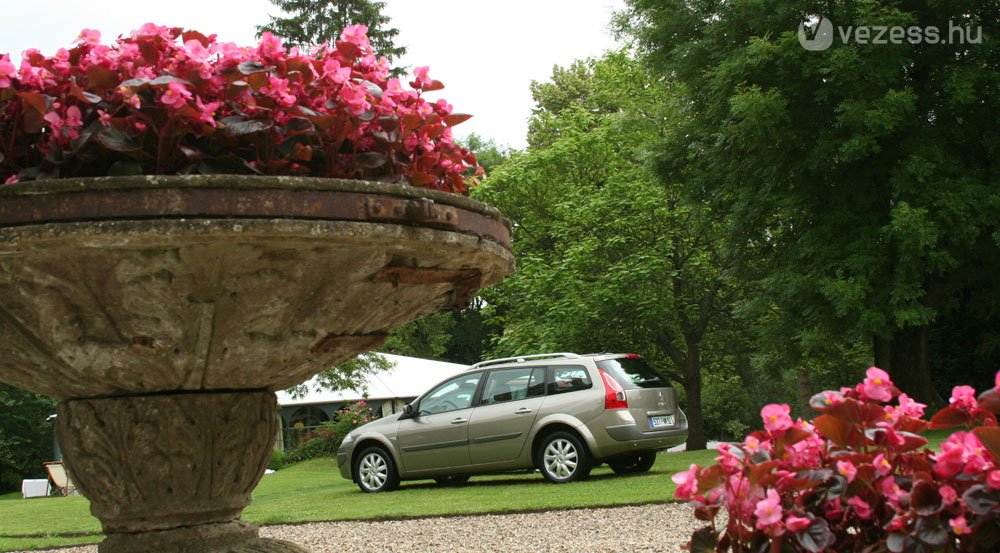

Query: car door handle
514,408,533,415
451,417,468,424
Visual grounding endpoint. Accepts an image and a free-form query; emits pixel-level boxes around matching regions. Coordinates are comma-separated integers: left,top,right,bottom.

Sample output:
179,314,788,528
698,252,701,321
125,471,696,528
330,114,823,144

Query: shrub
283,401,376,465
675,367,1000,552
267,449,286,471
0,24,479,192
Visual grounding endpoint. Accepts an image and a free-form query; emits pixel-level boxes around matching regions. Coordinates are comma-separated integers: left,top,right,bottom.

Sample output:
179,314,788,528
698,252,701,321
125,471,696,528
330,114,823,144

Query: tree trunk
684,353,707,451
796,369,813,420
874,325,945,408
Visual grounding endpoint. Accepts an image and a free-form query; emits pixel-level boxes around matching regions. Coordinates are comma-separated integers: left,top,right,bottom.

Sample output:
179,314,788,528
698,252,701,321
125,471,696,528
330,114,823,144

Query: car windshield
596,357,671,390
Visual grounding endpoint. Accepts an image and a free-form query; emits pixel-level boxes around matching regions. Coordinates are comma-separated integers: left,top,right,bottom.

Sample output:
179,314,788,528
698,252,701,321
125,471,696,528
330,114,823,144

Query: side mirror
401,403,415,419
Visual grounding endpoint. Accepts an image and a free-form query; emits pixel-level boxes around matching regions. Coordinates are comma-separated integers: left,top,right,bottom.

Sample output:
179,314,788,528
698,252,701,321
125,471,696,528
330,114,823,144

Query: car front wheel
608,451,657,474
354,446,400,493
538,431,591,483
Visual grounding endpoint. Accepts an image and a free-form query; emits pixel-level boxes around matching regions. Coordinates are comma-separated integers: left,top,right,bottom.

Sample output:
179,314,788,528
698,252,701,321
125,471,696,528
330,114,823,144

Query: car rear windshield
596,357,672,390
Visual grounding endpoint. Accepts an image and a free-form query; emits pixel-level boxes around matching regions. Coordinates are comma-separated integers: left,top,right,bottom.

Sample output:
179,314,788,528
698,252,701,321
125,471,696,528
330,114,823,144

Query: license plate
649,415,674,428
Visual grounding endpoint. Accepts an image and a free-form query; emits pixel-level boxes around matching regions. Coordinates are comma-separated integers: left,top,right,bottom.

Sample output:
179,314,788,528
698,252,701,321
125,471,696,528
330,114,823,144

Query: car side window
480,367,535,405
547,365,592,395
418,373,482,415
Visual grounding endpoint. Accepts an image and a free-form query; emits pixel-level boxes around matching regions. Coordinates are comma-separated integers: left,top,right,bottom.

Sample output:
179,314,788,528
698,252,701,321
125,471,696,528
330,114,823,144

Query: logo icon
798,16,835,51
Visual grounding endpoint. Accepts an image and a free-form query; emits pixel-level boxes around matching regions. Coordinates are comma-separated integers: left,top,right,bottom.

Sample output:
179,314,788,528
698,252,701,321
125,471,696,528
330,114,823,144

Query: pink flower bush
0,24,479,193
675,366,1000,552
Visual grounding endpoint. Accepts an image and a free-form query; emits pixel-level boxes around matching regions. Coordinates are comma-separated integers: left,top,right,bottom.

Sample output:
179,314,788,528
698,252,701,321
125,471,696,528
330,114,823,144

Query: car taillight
599,369,628,410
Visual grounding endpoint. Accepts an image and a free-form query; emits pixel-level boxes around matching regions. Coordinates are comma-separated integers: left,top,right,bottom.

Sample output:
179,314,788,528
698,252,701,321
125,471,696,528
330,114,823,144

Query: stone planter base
56,391,282,553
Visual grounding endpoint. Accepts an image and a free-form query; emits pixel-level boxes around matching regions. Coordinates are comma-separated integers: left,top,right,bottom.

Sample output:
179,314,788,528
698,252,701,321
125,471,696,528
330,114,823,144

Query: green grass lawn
0,448,716,552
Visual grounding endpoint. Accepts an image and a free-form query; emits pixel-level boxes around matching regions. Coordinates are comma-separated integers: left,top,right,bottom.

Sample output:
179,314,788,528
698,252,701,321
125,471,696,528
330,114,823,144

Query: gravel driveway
22,503,701,553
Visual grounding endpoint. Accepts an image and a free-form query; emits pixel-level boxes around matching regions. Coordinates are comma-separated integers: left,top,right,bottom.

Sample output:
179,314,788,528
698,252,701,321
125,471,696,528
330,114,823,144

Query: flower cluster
0,24,479,192
675,367,1000,552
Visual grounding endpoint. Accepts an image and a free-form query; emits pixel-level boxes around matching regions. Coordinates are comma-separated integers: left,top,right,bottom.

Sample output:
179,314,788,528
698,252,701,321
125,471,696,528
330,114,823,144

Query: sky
0,0,626,149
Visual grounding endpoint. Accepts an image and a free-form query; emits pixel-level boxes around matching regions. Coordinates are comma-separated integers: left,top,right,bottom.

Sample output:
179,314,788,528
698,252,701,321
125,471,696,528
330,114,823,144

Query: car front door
396,372,482,473
468,367,545,465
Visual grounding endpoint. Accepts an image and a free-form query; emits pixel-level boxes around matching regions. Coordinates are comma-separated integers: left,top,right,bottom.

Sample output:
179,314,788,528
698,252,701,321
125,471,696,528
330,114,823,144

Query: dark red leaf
795,519,835,553
17,91,48,114
443,113,473,127
690,526,719,553
978,388,1000,414
929,407,972,430
181,30,211,47
354,151,388,169
962,484,999,515
422,79,445,92
69,84,102,104
911,481,942,516
85,65,118,91
696,464,725,495
972,426,1000,462
813,414,853,448
97,126,142,152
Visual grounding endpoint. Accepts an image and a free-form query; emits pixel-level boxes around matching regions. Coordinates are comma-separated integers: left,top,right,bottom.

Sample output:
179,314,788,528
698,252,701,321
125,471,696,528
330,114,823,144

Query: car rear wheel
355,446,400,493
538,431,591,483
608,451,657,474
433,474,471,486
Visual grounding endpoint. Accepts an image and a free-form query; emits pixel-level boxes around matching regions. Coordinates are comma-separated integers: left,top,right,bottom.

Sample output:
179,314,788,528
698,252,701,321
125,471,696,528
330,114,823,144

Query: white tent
275,353,467,408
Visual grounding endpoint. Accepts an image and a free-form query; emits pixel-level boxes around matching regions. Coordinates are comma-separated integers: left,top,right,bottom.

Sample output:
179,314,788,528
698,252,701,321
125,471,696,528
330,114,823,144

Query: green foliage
475,50,755,449
268,449,287,471
283,401,375,464
619,0,1000,403
258,0,406,65
0,385,56,493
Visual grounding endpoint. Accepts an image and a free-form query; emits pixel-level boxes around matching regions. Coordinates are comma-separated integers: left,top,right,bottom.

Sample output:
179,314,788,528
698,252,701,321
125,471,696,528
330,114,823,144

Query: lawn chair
44,461,78,496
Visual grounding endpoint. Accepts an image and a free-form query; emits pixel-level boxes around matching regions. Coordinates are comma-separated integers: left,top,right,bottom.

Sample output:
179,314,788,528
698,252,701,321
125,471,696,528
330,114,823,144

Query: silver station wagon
337,352,688,492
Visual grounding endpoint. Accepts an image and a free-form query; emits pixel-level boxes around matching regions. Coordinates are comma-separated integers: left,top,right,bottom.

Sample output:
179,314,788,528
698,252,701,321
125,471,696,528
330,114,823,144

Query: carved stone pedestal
0,176,514,551
56,391,305,553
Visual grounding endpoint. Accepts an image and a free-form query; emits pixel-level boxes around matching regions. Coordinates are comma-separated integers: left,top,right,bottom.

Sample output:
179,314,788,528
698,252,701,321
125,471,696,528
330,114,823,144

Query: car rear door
468,367,545,465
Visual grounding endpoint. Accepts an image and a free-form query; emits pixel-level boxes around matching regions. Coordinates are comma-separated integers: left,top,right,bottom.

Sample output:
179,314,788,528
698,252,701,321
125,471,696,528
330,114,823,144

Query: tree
474,51,751,449
0,385,56,493
620,0,1000,407
258,0,406,64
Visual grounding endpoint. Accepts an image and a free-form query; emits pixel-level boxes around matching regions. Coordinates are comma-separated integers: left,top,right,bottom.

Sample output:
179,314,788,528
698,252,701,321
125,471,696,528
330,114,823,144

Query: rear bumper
595,409,688,457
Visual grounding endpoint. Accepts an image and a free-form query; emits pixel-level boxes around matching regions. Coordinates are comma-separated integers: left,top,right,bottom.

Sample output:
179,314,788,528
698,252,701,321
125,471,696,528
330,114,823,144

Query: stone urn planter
0,175,513,553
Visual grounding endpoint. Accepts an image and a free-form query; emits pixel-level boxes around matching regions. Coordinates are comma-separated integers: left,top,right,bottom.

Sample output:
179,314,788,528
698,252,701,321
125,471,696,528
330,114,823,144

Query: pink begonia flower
950,385,978,411
989,471,1000,490
873,453,892,477
43,111,63,133
65,106,83,127
257,32,285,58
322,59,352,84
340,24,371,48
848,497,872,520
761,404,793,432
413,65,435,88
134,121,147,132
185,39,212,62
0,55,16,88
887,517,906,532
950,515,972,535
339,83,370,116
861,366,894,402
4,175,19,185
881,477,904,507
754,489,783,529
836,460,857,483
195,97,222,126
935,431,992,478
897,393,926,418
671,464,699,501
160,82,192,108
715,443,742,472
785,515,811,532
820,391,844,408
743,435,761,455
996,369,1000,388
97,110,112,127
76,28,101,44
940,485,958,505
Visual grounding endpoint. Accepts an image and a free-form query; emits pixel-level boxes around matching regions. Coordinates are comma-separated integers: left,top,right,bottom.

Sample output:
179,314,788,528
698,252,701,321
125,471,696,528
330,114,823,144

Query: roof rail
471,352,581,369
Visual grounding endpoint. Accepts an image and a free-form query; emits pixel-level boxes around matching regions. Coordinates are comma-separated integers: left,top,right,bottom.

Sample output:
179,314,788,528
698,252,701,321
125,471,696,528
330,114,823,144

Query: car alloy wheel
538,431,591,483
355,446,399,493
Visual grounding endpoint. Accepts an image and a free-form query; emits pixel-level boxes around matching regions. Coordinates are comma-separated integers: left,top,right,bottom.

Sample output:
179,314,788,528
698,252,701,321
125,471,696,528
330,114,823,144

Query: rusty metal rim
0,184,511,249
